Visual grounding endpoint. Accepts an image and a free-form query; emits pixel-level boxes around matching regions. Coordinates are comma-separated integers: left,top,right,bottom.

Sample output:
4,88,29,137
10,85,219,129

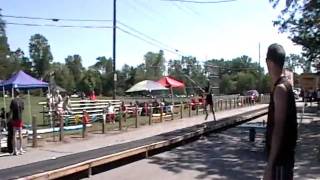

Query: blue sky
1,0,301,71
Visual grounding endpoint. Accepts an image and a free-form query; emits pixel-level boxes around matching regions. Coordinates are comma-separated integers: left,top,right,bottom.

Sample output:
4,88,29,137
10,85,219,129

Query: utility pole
112,0,117,99
258,43,261,92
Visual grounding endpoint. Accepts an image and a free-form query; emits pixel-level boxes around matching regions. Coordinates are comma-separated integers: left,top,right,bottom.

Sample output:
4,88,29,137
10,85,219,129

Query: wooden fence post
82,120,86,139
214,101,218,112
59,115,64,141
119,108,122,131
82,110,89,138
196,103,199,115
102,114,106,134
149,106,153,125
32,116,38,147
180,103,183,119
171,105,174,120
135,105,139,128
160,105,163,122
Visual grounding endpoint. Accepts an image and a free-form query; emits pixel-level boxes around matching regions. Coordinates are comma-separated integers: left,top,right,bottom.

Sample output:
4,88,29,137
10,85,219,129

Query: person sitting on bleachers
191,96,197,110
63,95,72,115
89,90,96,101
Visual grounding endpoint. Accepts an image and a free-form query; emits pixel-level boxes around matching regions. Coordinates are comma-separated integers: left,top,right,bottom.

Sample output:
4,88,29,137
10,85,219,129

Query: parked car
246,90,259,102
70,94,79,98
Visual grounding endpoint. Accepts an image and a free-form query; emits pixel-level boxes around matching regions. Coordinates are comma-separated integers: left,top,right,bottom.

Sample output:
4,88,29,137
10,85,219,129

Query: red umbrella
158,76,185,88
158,76,185,104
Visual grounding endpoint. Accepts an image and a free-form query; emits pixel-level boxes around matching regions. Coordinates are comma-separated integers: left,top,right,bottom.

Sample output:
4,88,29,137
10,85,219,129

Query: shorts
12,119,23,129
107,113,115,120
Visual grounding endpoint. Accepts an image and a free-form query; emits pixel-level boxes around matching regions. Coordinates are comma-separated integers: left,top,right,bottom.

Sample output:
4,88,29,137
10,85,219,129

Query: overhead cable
6,22,112,29
117,26,182,56
117,21,177,52
1,14,112,22
161,0,237,4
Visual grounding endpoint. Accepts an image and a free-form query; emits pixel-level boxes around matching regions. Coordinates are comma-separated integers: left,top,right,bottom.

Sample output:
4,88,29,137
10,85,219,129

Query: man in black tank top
264,44,297,180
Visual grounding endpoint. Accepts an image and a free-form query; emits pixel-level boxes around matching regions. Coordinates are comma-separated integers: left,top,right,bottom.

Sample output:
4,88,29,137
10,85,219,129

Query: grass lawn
2,95,46,125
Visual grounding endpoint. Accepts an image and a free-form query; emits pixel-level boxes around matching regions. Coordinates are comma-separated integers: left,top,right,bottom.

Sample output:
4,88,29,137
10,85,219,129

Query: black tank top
266,76,297,164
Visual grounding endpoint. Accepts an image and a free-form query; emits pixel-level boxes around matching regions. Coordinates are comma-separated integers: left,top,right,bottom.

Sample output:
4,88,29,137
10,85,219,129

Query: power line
117,26,181,56
117,21,179,53
1,14,112,22
6,22,112,29
161,0,237,3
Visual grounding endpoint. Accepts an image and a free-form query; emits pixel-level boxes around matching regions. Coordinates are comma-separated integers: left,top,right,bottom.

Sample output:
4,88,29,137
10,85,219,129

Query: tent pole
11,88,14,99
28,90,32,125
170,86,174,105
2,86,6,119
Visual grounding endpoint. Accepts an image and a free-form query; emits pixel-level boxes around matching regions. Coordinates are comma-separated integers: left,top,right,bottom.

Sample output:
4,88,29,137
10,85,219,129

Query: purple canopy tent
1,70,48,90
0,70,48,123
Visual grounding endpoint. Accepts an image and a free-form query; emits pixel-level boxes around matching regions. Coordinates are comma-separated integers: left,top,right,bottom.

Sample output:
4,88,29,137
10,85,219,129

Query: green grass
2,95,46,125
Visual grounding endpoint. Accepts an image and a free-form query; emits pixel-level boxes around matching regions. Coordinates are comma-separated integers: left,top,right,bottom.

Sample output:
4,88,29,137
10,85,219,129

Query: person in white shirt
107,102,115,124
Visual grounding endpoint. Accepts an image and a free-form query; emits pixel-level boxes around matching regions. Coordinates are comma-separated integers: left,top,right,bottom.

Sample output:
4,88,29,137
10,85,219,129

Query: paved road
85,112,320,180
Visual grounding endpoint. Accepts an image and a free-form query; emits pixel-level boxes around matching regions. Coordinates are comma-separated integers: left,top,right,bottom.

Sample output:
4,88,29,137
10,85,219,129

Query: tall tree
79,69,102,94
270,0,320,67
285,54,310,73
51,62,75,92
90,56,113,95
144,50,165,80
65,54,84,86
0,9,11,79
91,56,113,74
29,34,53,78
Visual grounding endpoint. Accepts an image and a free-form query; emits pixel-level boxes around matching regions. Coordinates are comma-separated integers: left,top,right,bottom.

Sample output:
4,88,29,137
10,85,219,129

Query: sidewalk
295,102,320,179
0,104,267,170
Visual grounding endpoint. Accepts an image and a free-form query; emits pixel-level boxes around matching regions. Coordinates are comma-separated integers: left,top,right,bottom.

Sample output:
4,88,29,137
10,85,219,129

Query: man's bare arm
267,84,288,167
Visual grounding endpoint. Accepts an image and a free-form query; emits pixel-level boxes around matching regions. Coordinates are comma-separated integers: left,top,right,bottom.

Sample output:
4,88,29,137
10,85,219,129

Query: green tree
10,48,33,74
236,72,256,94
168,56,206,95
65,54,84,87
144,50,165,80
51,62,75,92
285,54,311,73
91,56,112,74
134,63,146,83
270,0,320,65
261,74,272,93
220,75,236,94
118,64,136,93
29,34,53,78
79,69,102,94
0,9,11,79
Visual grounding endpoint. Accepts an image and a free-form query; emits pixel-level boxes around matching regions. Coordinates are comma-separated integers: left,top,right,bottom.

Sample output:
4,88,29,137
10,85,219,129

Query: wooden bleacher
39,99,122,125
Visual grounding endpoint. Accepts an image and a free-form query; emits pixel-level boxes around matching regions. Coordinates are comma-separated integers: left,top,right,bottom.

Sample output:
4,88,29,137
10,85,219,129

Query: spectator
264,43,297,180
9,89,25,155
89,90,96,101
107,102,115,124
0,108,5,128
121,102,127,122
63,95,72,114
80,92,86,100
